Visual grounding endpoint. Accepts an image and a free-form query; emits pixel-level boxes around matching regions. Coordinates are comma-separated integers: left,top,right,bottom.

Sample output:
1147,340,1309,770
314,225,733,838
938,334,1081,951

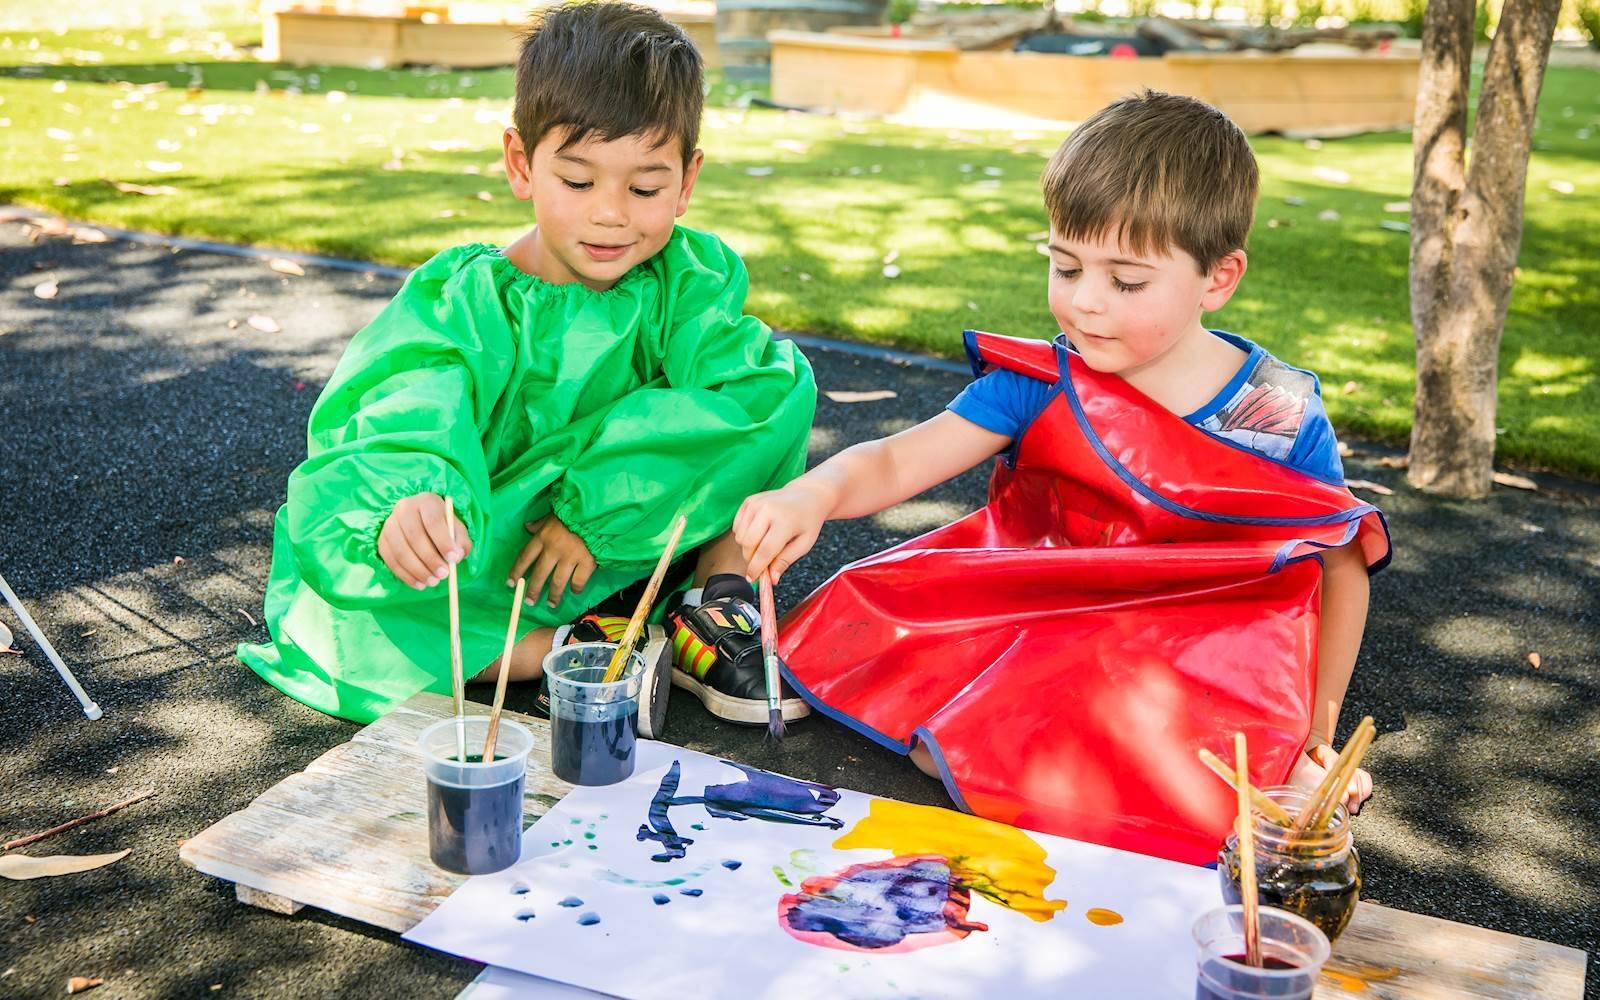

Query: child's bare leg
908,743,940,779
693,527,749,584
469,627,558,684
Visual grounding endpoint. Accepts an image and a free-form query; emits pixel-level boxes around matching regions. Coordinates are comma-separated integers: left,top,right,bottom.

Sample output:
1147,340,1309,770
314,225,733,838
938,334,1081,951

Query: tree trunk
1406,0,1560,498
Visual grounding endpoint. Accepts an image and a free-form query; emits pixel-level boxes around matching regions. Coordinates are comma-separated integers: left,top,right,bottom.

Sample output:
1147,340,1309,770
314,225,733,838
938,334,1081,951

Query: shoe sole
671,669,811,726
637,625,672,739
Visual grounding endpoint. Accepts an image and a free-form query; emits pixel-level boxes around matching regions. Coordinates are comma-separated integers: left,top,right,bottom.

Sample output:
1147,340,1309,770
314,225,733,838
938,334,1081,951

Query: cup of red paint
1192,904,1330,999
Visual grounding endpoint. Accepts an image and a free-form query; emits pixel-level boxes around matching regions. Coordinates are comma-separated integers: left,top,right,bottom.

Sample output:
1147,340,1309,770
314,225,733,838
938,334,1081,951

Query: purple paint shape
778,855,989,953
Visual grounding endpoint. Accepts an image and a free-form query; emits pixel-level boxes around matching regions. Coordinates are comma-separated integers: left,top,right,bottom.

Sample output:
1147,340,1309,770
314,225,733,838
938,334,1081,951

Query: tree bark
1406,0,1560,498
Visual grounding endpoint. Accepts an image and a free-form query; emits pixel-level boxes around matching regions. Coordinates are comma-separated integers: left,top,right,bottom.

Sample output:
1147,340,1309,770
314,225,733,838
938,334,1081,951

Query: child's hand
511,515,596,608
378,492,471,590
733,483,831,585
1288,744,1373,817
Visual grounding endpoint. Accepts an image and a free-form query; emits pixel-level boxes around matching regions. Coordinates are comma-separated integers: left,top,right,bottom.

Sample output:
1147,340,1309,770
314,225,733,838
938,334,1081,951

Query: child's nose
591,195,628,227
1072,282,1107,315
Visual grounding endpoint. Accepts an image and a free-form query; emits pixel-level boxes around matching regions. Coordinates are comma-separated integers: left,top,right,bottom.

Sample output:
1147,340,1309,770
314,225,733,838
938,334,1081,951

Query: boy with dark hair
735,91,1390,864
240,1,815,729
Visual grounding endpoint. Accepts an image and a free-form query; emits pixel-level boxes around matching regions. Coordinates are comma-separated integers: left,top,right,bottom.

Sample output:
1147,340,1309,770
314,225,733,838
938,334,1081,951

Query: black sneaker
667,597,809,725
536,613,672,740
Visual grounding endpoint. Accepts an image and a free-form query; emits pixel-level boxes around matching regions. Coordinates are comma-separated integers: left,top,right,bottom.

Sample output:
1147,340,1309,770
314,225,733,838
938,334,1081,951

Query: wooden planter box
263,4,719,69
770,31,1420,136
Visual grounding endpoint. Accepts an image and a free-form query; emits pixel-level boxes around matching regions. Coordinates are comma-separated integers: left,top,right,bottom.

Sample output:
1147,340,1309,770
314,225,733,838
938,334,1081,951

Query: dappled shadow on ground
1,219,1596,995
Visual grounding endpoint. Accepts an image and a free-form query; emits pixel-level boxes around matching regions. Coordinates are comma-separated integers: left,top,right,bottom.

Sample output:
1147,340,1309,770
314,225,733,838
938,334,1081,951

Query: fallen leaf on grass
267,258,305,277
1312,166,1350,184
246,315,281,334
473,190,493,202
107,179,177,196
67,976,103,994
27,217,71,239
1383,201,1409,213
0,850,130,881
1341,380,1359,395
825,389,898,403
436,209,461,219
1345,479,1394,496
1492,471,1538,491
1527,652,1541,669
1549,179,1575,195
33,279,59,300
1317,209,1341,222
881,264,901,279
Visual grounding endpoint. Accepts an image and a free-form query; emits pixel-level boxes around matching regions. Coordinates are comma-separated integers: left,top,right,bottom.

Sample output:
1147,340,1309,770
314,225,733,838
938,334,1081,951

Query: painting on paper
405,742,1219,998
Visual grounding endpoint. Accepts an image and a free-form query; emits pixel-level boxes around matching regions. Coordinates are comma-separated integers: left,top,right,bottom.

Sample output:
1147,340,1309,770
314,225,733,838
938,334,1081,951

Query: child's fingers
509,539,543,586
571,558,594,594
747,526,794,585
525,551,560,606
545,559,577,607
739,513,771,566
399,513,450,581
384,537,435,591
422,500,466,563
766,535,813,585
1345,766,1373,814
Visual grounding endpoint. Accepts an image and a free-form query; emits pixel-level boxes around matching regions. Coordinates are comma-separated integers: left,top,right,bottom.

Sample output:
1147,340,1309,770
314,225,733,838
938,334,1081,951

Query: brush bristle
766,707,786,744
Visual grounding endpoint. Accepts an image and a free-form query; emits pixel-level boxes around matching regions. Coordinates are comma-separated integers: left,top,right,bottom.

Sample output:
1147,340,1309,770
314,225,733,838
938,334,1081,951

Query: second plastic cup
545,641,643,786
1192,904,1331,1000
419,716,533,876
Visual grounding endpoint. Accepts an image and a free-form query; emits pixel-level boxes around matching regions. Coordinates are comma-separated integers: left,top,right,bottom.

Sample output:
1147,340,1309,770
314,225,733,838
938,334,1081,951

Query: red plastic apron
779,331,1391,865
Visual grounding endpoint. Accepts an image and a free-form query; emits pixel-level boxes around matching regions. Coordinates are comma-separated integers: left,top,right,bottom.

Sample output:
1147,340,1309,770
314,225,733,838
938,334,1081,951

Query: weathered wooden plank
236,884,304,916
1317,902,1587,999
181,690,1587,997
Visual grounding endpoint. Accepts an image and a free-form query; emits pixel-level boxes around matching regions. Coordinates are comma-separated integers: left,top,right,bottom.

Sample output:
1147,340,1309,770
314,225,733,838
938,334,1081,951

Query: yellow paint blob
1085,908,1123,926
833,800,1066,922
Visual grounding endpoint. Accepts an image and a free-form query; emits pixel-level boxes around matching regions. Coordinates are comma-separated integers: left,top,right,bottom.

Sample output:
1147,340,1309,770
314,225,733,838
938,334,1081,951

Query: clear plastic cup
418,716,532,875
545,641,643,786
1193,904,1331,999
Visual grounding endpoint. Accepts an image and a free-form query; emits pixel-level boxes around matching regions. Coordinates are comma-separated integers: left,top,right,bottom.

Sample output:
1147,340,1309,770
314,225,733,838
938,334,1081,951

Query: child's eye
630,187,663,198
561,178,592,191
1052,266,1080,280
1112,277,1148,293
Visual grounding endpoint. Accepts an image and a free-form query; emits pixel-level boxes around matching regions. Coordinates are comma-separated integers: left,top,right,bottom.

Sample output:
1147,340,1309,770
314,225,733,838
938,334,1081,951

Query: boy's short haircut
514,1,704,166
1041,90,1258,273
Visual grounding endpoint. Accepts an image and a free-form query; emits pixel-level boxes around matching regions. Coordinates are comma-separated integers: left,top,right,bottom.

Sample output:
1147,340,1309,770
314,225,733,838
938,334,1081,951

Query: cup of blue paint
545,642,643,786
419,716,532,876
1192,904,1329,1000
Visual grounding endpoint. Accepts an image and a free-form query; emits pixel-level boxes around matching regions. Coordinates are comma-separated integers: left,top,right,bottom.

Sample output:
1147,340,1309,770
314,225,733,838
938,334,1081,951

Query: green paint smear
772,865,793,888
789,849,822,873
584,832,596,840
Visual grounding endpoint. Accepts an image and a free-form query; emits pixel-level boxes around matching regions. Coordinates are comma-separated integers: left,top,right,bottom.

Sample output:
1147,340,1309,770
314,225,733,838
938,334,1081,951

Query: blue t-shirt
947,331,1346,484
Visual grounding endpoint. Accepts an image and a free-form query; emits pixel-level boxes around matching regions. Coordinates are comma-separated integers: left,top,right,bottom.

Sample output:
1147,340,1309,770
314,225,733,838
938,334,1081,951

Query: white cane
0,570,102,720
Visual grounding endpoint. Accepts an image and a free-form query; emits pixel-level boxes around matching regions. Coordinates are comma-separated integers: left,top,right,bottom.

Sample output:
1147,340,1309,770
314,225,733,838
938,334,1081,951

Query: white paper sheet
408,741,1219,999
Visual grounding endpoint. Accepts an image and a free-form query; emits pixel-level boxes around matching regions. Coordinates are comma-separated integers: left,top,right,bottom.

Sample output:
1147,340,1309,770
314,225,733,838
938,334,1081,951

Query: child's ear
503,128,534,202
675,149,705,218
1200,249,1247,312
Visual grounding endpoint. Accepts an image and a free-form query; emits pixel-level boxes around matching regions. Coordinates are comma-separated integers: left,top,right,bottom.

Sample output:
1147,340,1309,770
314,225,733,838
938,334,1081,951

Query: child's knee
909,742,939,779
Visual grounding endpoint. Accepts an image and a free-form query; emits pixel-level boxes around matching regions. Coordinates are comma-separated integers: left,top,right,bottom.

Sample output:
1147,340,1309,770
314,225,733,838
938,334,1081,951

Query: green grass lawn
2,13,1597,478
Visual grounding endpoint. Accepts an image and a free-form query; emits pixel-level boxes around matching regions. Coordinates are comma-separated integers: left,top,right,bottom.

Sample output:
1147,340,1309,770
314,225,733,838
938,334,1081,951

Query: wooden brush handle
601,514,688,684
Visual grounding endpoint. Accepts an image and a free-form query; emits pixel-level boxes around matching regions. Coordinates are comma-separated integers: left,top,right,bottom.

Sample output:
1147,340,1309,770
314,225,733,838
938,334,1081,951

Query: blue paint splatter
577,912,601,926
680,888,704,897
638,760,843,862
558,896,584,908
510,883,530,895
588,844,598,851
691,823,706,831
515,909,536,922
721,859,743,871
652,893,670,905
